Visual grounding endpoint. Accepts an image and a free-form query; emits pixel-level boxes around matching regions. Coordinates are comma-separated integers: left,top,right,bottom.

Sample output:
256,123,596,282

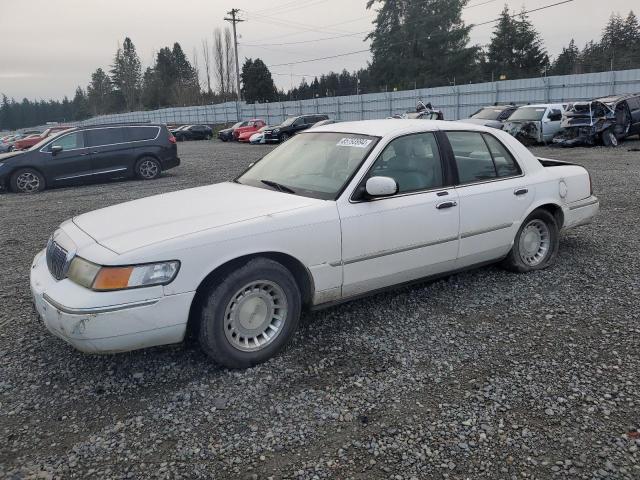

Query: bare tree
201,38,213,95
224,27,236,98
213,28,226,99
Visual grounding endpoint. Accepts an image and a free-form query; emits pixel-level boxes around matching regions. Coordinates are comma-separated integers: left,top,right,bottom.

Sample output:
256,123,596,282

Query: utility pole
224,8,243,103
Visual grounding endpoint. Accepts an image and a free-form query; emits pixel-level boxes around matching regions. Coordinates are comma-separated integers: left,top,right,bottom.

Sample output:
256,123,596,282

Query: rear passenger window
447,132,497,184
369,132,444,194
86,128,126,147
128,126,159,142
482,134,521,177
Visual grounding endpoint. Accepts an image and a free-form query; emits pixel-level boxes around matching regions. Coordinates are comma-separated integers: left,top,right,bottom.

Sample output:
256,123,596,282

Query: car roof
517,103,564,108
310,119,497,137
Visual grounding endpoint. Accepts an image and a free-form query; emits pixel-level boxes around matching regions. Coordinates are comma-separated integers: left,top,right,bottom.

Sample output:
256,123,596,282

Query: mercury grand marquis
31,120,599,368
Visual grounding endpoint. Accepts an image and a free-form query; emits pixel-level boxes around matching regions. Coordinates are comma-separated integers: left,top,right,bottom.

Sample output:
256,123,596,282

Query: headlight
273,129,280,134
67,257,179,291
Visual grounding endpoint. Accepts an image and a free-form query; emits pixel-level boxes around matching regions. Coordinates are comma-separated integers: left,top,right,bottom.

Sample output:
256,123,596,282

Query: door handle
91,151,100,154
80,152,90,156
514,188,529,196
436,201,457,210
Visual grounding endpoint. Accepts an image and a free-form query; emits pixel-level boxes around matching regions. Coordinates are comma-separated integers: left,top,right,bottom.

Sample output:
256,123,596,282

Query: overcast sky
0,0,637,100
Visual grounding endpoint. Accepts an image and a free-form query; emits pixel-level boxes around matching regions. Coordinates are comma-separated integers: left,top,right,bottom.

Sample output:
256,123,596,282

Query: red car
14,126,72,150
234,119,266,141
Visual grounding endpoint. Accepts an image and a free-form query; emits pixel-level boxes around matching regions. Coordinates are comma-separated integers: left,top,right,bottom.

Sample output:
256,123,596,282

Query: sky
0,0,637,101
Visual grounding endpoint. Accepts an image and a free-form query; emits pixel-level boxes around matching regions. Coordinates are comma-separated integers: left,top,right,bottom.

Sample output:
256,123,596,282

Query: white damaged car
31,120,599,368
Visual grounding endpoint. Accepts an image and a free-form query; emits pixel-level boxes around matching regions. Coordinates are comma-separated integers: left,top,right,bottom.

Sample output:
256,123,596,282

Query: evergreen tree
240,58,278,103
110,37,142,111
551,39,580,75
486,6,549,80
71,87,90,121
87,68,113,115
366,0,480,90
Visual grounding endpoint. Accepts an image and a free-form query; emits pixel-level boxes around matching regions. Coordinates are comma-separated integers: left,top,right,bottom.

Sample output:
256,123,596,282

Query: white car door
444,130,535,267
337,132,460,298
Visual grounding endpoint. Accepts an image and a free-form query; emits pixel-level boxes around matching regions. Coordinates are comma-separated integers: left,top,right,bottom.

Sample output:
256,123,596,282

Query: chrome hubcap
16,172,40,192
224,280,288,352
139,160,159,178
519,219,550,266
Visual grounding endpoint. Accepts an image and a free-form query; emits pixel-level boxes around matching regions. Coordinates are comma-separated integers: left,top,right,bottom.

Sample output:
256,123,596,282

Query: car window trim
348,131,451,204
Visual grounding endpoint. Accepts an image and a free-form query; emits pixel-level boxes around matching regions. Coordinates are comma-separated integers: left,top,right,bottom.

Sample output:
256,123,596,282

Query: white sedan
31,120,599,368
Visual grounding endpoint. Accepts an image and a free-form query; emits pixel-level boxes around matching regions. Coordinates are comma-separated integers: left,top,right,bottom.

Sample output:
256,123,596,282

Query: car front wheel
11,168,46,193
501,209,559,273
198,258,302,368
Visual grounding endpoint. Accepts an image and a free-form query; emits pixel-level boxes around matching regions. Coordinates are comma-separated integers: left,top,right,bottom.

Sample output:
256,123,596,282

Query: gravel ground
1,137,639,479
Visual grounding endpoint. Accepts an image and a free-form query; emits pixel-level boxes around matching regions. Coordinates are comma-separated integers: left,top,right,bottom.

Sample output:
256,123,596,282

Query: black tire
135,157,161,180
602,128,619,147
10,168,45,193
198,258,302,369
220,137,228,142
501,209,559,273
280,133,290,142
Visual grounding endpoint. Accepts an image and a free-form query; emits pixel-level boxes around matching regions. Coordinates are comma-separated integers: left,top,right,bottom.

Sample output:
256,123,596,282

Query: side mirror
50,145,63,155
365,176,398,198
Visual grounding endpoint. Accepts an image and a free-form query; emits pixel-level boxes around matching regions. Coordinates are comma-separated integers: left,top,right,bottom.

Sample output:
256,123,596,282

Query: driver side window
49,132,85,151
369,133,444,194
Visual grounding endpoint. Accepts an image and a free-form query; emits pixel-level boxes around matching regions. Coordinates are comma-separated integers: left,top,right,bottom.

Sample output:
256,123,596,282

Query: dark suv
0,124,180,193
263,114,329,143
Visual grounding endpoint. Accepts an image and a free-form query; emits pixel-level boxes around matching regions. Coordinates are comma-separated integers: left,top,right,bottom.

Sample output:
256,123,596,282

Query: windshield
237,132,379,200
471,108,505,120
280,117,298,127
508,107,546,121
28,130,69,151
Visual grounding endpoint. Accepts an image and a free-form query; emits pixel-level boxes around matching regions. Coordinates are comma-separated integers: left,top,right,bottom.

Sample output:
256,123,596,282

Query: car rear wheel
501,209,559,273
198,258,301,369
602,128,619,147
135,157,161,180
10,168,45,193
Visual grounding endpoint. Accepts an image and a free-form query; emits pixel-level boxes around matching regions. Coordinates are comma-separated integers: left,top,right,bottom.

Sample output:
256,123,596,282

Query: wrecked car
457,104,518,129
503,104,566,146
391,101,445,120
553,93,640,147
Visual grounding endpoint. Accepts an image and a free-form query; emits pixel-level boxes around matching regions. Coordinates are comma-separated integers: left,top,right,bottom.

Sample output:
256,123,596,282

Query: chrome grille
46,240,69,280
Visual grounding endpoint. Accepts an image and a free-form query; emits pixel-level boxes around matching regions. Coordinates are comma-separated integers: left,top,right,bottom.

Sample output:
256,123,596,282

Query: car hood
72,182,322,254
0,150,25,161
456,118,504,129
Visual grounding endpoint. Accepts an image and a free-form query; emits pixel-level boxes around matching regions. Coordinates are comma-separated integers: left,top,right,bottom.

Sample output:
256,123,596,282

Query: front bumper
562,195,600,229
30,249,194,353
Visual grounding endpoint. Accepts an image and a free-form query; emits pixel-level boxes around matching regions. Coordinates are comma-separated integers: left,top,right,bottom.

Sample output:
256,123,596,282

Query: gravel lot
1,137,639,479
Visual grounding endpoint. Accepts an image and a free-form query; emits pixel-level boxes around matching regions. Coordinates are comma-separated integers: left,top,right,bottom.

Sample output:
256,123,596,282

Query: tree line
1,1,640,131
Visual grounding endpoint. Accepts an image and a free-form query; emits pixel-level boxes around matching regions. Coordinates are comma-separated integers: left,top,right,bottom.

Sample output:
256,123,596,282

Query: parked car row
218,115,330,144
457,93,640,147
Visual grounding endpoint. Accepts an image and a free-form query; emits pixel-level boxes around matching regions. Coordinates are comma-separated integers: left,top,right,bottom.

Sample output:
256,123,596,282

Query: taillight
169,134,176,144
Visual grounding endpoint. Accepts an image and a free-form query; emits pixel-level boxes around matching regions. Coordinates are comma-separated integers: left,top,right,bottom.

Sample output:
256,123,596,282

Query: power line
242,0,505,48
266,0,575,68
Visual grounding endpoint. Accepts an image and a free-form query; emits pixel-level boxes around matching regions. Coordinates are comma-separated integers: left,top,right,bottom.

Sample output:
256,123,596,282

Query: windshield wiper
260,179,296,194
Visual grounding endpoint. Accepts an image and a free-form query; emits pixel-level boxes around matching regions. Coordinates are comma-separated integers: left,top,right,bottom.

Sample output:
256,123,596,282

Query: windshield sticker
337,138,372,148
